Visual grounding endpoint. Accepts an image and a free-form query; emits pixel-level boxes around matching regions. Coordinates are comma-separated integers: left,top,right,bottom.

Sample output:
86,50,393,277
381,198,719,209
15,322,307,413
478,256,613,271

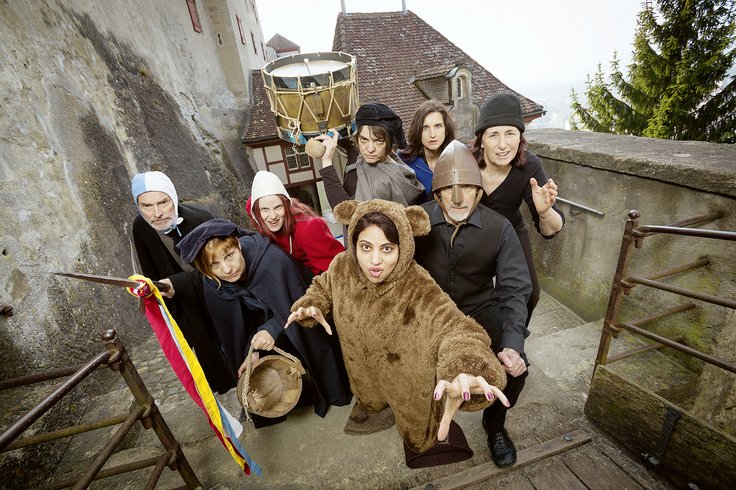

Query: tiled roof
266,33,300,53
411,63,460,81
243,70,277,142
244,10,545,144
332,10,544,124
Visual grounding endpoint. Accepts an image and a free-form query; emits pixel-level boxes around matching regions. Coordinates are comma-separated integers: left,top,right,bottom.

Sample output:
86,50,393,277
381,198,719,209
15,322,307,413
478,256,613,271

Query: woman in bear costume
287,199,509,467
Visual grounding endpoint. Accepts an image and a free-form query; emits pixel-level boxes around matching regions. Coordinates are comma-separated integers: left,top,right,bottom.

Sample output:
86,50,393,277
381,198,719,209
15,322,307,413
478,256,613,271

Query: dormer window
411,64,472,106
448,67,472,104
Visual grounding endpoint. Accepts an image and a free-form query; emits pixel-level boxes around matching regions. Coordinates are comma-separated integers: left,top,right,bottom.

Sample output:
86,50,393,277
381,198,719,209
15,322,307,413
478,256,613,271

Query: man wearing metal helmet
414,140,532,468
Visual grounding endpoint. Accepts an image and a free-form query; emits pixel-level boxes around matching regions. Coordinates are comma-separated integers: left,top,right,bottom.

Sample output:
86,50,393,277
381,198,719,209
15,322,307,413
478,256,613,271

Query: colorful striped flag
127,275,261,476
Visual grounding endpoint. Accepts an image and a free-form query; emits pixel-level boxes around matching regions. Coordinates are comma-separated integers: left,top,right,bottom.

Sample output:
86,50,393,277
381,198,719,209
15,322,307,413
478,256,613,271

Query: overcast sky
256,0,643,91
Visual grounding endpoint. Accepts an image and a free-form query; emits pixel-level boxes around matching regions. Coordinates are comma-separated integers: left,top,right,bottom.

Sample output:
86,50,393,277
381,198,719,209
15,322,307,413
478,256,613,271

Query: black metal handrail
596,209,734,373
622,276,736,310
556,196,605,216
616,321,736,374
0,350,112,451
0,329,200,489
633,225,736,241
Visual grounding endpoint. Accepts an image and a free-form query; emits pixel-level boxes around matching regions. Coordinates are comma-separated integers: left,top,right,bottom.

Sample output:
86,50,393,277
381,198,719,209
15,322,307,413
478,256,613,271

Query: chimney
402,0,407,13
341,0,346,15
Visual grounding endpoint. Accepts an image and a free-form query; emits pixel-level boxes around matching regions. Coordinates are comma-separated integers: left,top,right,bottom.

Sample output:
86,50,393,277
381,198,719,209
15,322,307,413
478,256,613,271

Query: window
285,146,310,170
251,32,257,54
456,74,468,99
261,42,266,61
244,0,249,12
186,0,202,33
236,15,246,45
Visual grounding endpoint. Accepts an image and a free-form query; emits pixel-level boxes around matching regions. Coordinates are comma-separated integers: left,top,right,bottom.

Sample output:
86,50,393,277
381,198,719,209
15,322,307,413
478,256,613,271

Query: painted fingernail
486,393,495,401
463,392,470,401
434,392,441,401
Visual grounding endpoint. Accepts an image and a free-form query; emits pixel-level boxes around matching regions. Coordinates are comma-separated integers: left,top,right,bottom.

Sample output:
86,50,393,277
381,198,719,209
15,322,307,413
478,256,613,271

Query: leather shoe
488,428,517,467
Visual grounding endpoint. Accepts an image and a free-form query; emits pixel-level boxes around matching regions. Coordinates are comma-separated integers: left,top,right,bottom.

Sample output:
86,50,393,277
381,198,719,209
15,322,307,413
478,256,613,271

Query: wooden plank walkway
412,426,671,490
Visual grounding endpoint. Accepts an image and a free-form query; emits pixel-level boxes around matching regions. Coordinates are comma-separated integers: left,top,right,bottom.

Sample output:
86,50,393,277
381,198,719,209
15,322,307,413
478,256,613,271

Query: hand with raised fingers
530,177,558,215
433,373,510,441
285,306,332,335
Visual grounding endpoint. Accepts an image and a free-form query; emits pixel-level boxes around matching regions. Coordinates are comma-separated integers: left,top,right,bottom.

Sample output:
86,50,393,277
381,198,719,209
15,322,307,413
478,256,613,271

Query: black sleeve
168,269,203,296
494,223,533,354
319,165,354,208
257,246,310,342
523,154,565,239
132,218,163,280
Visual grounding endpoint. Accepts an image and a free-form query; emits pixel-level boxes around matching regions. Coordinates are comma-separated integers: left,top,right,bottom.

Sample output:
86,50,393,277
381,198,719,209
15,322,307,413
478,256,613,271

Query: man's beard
446,208,471,222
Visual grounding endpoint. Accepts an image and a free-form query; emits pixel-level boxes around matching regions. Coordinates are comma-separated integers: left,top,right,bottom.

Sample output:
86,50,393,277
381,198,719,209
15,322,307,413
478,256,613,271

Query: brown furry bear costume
291,199,507,455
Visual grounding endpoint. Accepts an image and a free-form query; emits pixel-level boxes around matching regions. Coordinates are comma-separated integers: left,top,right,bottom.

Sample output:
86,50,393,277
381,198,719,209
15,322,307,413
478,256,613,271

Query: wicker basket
237,346,305,418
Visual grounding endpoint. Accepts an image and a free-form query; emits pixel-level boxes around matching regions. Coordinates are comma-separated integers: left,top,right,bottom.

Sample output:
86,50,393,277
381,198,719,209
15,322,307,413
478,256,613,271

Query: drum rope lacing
263,57,359,145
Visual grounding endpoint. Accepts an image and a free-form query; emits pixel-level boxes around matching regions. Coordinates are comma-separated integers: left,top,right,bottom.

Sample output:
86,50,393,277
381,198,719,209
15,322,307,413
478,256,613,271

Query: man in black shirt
414,141,532,467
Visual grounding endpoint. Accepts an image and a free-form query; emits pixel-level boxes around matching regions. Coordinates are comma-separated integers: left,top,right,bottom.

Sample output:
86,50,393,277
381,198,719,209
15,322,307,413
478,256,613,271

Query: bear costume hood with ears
333,199,430,284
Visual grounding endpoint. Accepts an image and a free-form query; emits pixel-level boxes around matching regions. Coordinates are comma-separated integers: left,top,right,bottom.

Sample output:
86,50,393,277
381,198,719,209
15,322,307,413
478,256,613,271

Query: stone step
603,334,701,407
528,291,585,336
44,291,685,489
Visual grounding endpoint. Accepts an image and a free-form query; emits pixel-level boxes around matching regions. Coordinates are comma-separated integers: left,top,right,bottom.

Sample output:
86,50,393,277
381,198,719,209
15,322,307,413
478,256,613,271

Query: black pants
516,226,540,327
482,369,528,435
472,303,529,436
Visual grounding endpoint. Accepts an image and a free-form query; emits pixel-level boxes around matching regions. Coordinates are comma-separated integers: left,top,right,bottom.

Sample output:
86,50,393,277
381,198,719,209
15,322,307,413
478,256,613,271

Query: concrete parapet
527,128,736,198
524,128,735,366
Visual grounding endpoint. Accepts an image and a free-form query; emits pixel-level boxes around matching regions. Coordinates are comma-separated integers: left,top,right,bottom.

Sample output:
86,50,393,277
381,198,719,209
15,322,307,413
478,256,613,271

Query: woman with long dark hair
286,199,509,468
399,100,456,203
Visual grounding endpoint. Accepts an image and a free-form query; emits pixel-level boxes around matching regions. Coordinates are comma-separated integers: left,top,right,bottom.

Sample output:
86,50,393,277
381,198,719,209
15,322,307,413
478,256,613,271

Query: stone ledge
526,128,736,198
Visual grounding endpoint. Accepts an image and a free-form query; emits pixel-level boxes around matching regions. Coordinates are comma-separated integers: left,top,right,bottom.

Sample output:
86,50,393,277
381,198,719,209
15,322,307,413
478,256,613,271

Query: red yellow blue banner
127,275,260,476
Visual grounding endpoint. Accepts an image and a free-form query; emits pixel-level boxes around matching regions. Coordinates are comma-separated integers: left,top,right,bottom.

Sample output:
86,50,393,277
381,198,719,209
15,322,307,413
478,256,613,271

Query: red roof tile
332,10,544,125
244,10,544,144
243,70,278,143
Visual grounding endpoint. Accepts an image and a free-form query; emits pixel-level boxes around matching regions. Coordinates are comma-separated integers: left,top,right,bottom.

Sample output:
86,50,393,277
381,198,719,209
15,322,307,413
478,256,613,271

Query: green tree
570,0,736,143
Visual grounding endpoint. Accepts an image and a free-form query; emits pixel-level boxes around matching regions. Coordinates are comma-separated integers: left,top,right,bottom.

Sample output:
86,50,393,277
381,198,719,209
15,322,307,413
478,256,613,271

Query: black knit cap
176,218,243,264
356,103,407,149
474,92,525,136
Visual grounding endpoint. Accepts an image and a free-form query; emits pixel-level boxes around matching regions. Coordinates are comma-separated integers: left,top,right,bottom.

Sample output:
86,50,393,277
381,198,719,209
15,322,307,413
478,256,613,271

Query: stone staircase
39,291,681,489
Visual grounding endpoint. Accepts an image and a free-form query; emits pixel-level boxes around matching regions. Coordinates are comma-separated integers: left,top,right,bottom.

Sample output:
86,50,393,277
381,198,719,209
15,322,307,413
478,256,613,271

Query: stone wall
525,128,735,323
0,0,258,379
526,128,736,431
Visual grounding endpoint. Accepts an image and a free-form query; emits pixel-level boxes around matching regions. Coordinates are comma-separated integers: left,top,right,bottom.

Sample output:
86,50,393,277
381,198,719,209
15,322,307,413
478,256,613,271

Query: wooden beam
562,446,645,489
527,459,588,489
410,429,591,490
585,365,736,489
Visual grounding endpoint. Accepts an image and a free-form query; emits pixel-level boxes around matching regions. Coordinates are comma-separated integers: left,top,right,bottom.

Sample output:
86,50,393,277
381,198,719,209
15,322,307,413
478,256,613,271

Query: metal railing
595,209,735,375
556,196,605,216
0,329,200,489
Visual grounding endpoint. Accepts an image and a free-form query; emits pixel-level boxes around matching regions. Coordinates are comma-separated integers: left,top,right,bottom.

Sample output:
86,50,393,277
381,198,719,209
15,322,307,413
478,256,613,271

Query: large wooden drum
261,51,359,144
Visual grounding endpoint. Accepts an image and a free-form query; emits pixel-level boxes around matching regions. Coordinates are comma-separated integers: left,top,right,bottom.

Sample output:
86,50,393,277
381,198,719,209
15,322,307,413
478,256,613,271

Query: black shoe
488,428,517,467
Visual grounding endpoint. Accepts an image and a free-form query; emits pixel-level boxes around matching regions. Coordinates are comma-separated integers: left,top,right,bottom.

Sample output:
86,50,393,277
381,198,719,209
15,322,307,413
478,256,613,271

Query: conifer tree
570,0,736,143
